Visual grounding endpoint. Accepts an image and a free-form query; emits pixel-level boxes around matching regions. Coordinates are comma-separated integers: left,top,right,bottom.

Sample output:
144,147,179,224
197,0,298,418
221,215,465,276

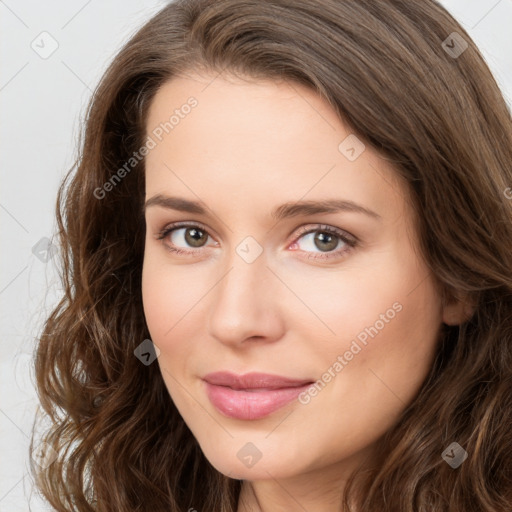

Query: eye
156,222,357,261
156,222,217,255
289,224,357,261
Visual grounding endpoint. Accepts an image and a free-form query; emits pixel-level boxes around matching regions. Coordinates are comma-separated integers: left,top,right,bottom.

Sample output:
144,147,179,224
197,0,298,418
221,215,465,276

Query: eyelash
155,221,358,261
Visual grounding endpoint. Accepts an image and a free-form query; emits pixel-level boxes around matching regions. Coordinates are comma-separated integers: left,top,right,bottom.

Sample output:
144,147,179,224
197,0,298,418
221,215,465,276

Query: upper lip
203,371,314,390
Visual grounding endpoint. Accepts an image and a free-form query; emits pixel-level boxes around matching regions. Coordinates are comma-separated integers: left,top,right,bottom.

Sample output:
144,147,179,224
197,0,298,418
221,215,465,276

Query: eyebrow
143,194,381,221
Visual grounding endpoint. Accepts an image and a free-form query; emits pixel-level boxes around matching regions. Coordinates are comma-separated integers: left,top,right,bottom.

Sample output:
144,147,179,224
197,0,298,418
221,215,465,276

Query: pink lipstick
203,371,313,420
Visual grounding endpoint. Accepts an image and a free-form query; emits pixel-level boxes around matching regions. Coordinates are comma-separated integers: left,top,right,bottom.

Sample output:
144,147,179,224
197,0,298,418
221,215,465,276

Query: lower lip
204,381,311,420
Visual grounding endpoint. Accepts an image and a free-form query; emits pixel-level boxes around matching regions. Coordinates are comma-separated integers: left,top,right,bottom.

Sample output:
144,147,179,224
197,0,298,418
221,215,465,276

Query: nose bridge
207,243,283,344
221,233,271,301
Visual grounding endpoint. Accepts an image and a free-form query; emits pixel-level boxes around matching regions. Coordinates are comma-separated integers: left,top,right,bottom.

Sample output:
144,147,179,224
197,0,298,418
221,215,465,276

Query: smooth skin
141,71,469,512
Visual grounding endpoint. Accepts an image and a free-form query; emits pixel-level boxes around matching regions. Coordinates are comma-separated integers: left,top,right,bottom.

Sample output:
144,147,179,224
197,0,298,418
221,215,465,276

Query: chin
195,436,315,481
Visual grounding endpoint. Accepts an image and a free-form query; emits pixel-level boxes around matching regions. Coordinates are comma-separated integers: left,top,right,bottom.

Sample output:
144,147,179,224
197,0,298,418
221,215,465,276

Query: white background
1,1,511,509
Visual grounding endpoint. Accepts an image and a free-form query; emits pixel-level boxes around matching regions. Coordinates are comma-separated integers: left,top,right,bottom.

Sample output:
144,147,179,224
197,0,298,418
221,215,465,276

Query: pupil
185,228,207,247
315,232,337,252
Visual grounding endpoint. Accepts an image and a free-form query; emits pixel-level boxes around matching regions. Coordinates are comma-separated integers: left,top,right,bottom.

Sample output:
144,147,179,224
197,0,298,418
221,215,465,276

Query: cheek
287,249,442,406
275,256,414,347
141,253,202,405
323,279,441,420
141,249,219,410
298,239,441,357
141,248,209,342
291,277,442,463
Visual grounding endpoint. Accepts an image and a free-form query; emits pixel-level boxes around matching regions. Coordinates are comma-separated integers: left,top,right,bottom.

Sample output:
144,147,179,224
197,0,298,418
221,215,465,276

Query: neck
236,454,370,512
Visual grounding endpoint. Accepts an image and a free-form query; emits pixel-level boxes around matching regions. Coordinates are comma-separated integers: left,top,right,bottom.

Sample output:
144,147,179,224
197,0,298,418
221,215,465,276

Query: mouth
202,371,314,420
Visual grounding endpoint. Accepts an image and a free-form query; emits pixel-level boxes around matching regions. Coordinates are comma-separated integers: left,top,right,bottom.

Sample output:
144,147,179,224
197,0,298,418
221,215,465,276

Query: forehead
144,72,409,224
145,72,341,157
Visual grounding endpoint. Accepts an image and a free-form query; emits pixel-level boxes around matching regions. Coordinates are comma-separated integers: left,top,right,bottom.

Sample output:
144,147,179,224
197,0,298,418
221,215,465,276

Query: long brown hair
31,0,512,510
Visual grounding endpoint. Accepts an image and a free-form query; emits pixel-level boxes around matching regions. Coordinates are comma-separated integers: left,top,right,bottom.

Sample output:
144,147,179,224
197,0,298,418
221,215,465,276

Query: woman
31,0,512,510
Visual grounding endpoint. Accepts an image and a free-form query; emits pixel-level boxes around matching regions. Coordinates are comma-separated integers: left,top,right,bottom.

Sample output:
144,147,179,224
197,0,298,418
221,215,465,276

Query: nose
207,251,286,347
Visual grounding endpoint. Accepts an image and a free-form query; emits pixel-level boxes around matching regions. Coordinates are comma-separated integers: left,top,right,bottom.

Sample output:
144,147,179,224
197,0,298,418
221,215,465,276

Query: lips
203,371,314,420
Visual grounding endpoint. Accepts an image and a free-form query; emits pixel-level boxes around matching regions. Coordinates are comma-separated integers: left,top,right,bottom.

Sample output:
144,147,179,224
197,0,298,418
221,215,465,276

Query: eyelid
292,224,357,246
156,220,217,242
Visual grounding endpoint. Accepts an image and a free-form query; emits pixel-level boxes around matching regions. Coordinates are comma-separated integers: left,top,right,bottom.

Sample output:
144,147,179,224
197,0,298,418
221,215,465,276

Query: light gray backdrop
1,1,511,510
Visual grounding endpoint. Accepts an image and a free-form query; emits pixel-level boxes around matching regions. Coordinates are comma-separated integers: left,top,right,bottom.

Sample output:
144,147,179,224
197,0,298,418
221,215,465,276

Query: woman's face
141,71,457,482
